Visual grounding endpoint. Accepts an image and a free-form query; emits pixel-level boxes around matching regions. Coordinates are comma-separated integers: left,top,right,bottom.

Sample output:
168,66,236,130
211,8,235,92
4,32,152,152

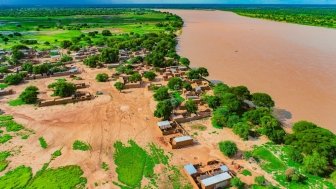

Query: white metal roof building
157,120,171,129
184,164,197,175
201,172,232,188
173,135,193,143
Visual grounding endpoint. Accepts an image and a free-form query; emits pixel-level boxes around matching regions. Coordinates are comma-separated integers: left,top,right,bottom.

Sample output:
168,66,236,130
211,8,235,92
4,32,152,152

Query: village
0,44,245,188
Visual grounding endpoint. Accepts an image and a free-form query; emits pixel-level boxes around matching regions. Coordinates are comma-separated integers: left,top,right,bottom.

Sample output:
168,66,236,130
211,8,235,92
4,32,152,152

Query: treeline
0,8,157,17
228,8,336,28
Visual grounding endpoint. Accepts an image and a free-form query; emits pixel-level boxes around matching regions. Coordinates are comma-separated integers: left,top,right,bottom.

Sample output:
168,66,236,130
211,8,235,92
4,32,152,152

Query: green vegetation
168,77,183,90
219,141,238,157
48,79,76,97
73,140,91,151
185,99,198,114
0,134,12,144
51,150,62,159
252,143,335,189
241,169,252,176
114,81,125,92
9,86,39,106
229,7,336,29
153,87,170,101
38,137,48,149
0,115,24,132
0,83,8,89
113,140,169,188
95,73,109,82
0,151,11,172
0,166,33,189
231,177,245,189
3,73,24,85
101,162,109,171
143,71,157,81
154,99,173,120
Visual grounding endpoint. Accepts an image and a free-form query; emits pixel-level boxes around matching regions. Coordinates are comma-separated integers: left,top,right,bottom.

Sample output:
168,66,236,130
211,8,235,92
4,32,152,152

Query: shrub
219,141,238,157
143,71,156,81
4,73,24,85
233,122,250,140
292,120,318,133
252,93,275,108
185,99,198,114
73,140,91,151
129,73,142,83
102,30,112,36
60,55,73,62
231,177,244,189
100,48,119,63
48,79,76,97
83,55,99,68
101,162,109,171
38,137,48,149
19,86,39,104
52,150,62,159
241,169,252,176
255,176,266,185
96,73,109,82
114,82,124,92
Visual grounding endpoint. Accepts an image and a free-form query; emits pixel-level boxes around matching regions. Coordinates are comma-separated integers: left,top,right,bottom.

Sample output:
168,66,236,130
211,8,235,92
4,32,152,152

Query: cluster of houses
184,160,234,189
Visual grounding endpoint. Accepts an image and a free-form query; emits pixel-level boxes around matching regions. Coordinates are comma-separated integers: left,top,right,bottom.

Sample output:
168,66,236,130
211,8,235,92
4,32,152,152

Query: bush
102,30,112,36
19,86,39,104
292,120,318,133
60,55,73,62
303,151,329,176
179,57,190,66
4,73,24,85
100,48,119,63
60,40,73,49
114,82,124,92
48,79,76,97
185,99,198,114
218,141,238,157
143,71,156,81
95,73,109,82
255,176,266,185
73,140,91,151
213,83,230,96
83,55,100,68
129,73,142,83
39,137,48,149
231,177,244,189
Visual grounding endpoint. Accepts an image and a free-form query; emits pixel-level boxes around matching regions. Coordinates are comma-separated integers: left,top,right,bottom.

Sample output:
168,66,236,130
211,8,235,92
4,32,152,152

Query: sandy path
167,9,336,133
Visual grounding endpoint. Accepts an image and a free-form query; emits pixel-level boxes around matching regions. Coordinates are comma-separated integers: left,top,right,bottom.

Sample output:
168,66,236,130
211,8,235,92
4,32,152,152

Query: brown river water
167,10,336,133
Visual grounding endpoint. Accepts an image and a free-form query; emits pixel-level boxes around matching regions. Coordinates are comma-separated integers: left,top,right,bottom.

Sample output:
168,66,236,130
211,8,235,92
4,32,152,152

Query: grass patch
241,169,252,176
190,124,207,131
113,141,169,188
38,137,48,149
252,143,335,189
0,134,12,144
0,165,33,189
52,150,62,159
0,151,11,172
8,98,26,107
0,116,24,132
0,83,8,89
73,140,91,151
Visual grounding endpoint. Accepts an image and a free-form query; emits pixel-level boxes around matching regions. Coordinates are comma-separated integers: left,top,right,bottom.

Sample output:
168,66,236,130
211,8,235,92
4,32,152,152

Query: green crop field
0,8,180,50
252,143,335,189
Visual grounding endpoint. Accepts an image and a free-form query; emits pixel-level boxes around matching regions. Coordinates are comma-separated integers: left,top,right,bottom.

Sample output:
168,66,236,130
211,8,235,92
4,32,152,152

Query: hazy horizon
1,0,336,5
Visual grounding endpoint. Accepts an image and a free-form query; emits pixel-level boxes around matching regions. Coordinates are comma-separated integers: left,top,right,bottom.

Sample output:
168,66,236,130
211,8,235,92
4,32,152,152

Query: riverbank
166,9,336,133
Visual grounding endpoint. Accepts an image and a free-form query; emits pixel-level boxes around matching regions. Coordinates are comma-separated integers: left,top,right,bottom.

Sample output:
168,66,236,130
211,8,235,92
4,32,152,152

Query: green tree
102,30,112,36
153,87,170,101
242,107,271,125
0,66,9,73
21,62,33,73
233,122,250,140
203,95,221,110
4,73,24,85
185,99,198,114
183,82,192,91
128,73,142,83
303,151,329,176
231,86,251,100
60,40,73,49
198,67,209,77
100,48,119,63
83,55,99,68
255,176,266,185
12,50,24,60
218,141,238,157
179,57,190,67
143,71,156,81
213,83,230,96
114,82,124,92
187,69,200,80
19,86,39,104
48,79,76,97
252,93,275,108
211,106,231,128
220,93,242,112
96,73,109,82
292,121,318,133
167,77,183,90
154,100,173,120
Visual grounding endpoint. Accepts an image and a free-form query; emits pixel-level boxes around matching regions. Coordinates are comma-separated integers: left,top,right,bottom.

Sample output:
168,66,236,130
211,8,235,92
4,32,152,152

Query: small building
157,121,171,130
170,135,194,149
200,172,232,189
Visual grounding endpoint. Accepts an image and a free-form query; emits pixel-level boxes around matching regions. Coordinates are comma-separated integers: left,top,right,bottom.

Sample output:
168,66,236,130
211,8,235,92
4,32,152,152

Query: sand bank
167,9,336,133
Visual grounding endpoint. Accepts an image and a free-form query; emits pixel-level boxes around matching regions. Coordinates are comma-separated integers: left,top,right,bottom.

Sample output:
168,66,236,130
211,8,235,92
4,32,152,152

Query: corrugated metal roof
174,135,193,143
157,120,170,127
201,172,232,187
184,164,197,175
220,165,229,172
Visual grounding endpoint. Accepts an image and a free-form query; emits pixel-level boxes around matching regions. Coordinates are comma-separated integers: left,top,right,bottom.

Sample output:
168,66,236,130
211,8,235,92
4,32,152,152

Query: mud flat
167,9,336,133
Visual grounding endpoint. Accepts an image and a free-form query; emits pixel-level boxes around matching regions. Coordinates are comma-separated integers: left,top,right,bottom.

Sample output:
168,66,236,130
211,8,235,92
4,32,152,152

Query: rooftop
201,172,232,187
157,120,170,127
184,164,197,175
173,135,193,143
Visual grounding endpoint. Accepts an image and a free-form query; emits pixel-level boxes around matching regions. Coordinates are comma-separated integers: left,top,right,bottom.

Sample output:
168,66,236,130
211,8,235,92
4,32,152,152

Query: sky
1,0,336,5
